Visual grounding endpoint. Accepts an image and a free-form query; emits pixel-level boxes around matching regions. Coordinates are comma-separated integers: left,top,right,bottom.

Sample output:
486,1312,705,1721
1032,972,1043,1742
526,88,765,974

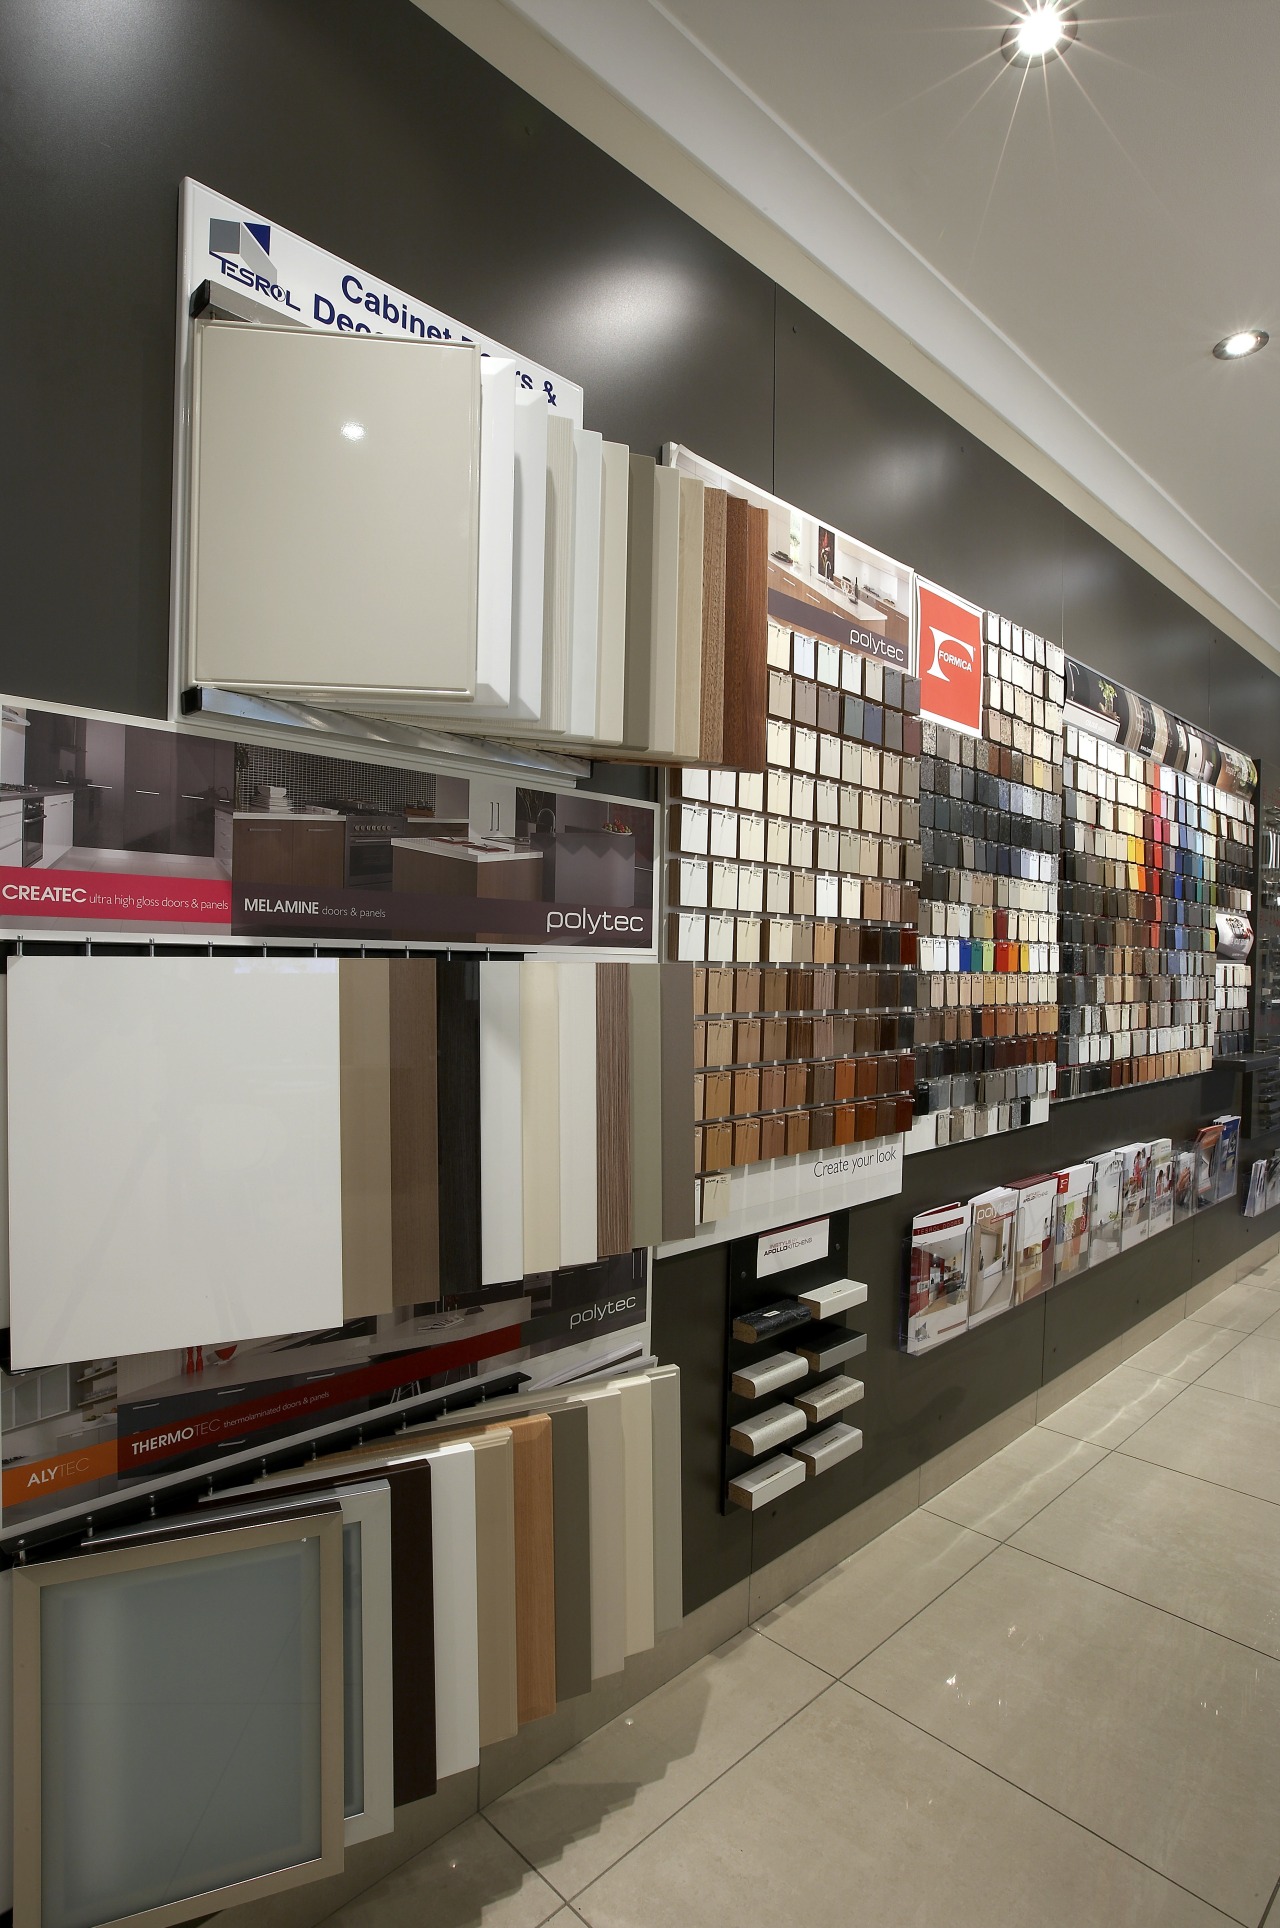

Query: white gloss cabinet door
427,1443,480,1780
189,324,480,704
474,357,517,708
6,958,345,1369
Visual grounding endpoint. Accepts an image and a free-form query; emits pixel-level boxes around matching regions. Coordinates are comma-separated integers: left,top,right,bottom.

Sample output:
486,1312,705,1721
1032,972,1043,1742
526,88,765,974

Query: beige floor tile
1256,1304,1280,1345
1198,1331,1280,1409
1036,1363,1185,1447
1125,1320,1245,1384
755,1508,996,1678
1265,1881,1280,1928
571,1685,1231,1928
923,1425,1105,1540
1188,1279,1280,1334
1121,1382,1280,1505
321,1814,562,1928
483,1629,827,1900
1011,1452,1280,1658
849,1546,1280,1923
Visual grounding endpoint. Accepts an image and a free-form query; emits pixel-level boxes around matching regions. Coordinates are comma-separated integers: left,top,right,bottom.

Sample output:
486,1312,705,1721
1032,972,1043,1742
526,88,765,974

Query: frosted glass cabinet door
13,1512,345,1928
189,323,481,704
336,1483,394,1848
6,957,345,1370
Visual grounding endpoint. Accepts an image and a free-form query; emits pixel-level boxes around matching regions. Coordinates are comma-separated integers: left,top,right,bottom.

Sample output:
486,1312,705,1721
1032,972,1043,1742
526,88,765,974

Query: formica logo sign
917,578,984,737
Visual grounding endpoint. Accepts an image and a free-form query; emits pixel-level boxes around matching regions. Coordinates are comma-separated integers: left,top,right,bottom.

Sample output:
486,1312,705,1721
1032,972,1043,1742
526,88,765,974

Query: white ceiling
429,0,1280,662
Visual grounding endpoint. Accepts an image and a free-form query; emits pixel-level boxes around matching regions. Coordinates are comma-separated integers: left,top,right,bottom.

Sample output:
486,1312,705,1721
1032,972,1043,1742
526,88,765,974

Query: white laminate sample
520,961,561,1274
509,389,550,720
542,414,577,733
479,961,524,1287
731,1351,808,1400
794,1422,863,1476
648,1365,684,1636
475,356,517,708
796,1375,864,1426
568,427,603,739
795,1278,869,1319
729,1403,808,1457
610,1375,656,1656
727,1453,806,1511
557,959,598,1268
7,957,344,1369
595,440,630,745
190,325,480,704
428,1442,480,1779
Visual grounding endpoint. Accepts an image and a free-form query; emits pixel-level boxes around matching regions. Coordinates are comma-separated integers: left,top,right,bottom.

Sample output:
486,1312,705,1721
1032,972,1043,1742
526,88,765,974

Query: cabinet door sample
568,428,604,738
698,487,728,764
389,959,440,1307
612,1376,655,1657
190,326,481,704
0,1570,10,1913
557,960,598,1269
520,961,561,1274
475,357,517,709
649,1365,684,1635
628,963,664,1247
595,442,630,745
721,497,769,770
13,1511,345,1928
122,729,176,854
339,960,394,1319
469,1431,519,1749
542,415,577,734
435,960,482,1296
659,963,697,1241
549,1405,593,1704
7,958,343,1370
579,1389,627,1681
479,962,524,1287
506,1414,558,1726
337,1482,395,1848
674,474,705,761
595,961,633,1260
427,1444,480,1780
624,454,657,751
388,1463,437,1805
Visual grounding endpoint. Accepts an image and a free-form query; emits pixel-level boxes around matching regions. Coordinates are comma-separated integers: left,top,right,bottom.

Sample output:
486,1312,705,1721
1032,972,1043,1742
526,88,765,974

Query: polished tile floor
327,1261,1280,1928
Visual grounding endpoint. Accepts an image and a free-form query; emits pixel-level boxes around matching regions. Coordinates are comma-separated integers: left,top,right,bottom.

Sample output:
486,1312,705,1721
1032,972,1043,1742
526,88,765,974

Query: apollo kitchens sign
916,578,985,738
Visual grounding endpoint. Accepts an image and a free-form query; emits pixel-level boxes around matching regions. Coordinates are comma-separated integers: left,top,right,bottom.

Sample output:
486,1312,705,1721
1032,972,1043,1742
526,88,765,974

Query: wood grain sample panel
659,963,696,1241
479,961,524,1287
623,453,657,751
339,959,394,1318
389,958,439,1306
628,963,664,1248
674,473,705,761
595,961,633,1259
521,960,561,1273
721,496,768,770
549,1404,594,1703
699,486,727,764
507,1413,558,1724
389,1463,436,1804
435,959,481,1295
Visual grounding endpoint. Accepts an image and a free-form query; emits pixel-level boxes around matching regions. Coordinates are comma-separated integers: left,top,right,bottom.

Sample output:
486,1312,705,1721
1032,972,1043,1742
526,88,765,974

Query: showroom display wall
4,0,1280,1655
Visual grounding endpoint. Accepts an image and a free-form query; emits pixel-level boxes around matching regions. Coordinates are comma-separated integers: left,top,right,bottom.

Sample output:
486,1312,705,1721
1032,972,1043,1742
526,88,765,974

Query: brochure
1215,1115,1242,1203
1173,1149,1197,1222
1194,1123,1224,1210
1148,1137,1175,1235
905,1203,972,1354
967,1187,1018,1326
1120,1143,1152,1250
1090,1150,1126,1264
1053,1164,1094,1283
1011,1176,1058,1302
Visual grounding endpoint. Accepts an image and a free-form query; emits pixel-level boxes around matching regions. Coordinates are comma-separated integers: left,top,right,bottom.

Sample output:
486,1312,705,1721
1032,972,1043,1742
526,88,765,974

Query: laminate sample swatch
613,1376,656,1656
468,1430,519,1748
721,496,768,770
698,486,728,764
338,1481,395,1847
521,960,561,1273
0,1570,10,1912
479,962,524,1287
557,959,599,1269
595,440,630,745
7,957,343,1370
435,959,482,1295
674,472,706,761
543,414,576,732
649,463,683,758
623,454,658,751
659,963,697,1241
428,1442,480,1779
549,1404,594,1703
389,1463,437,1804
629,963,664,1248
389,958,439,1306
508,1413,558,1725
595,961,633,1259
339,958,393,1318
580,1388,627,1680
475,355,517,708
569,427,603,737
648,1365,684,1635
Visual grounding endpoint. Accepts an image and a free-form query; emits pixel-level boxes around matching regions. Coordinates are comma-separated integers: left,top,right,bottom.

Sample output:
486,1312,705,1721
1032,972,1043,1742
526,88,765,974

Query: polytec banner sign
182,179,583,421
916,578,985,738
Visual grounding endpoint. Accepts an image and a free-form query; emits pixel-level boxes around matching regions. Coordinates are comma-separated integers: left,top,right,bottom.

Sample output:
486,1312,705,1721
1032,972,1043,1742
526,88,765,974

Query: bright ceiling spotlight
1212,331,1269,361
1001,2,1078,65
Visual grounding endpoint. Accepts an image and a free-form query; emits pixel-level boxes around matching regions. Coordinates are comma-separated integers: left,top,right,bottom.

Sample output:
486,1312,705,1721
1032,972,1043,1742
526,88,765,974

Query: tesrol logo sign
207,217,300,310
916,578,984,737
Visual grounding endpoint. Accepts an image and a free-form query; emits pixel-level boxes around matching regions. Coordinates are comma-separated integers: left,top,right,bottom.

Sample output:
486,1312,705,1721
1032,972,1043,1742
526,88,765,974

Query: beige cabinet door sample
339,959,394,1319
189,324,480,703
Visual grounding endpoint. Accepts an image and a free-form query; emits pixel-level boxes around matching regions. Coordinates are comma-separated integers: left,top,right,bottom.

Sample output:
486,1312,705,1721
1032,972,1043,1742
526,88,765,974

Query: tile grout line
1258,1868,1280,1928
486,1627,832,1907
924,1424,1118,1543
1113,1444,1280,1512
837,1679,1257,1928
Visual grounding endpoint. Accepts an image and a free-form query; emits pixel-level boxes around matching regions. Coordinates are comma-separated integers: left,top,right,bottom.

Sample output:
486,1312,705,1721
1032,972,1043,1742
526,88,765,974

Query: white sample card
7,958,344,1369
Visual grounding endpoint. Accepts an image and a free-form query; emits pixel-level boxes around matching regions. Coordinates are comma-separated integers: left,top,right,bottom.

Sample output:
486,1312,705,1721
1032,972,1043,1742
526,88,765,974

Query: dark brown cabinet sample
123,728,176,852
232,817,345,890
172,734,234,856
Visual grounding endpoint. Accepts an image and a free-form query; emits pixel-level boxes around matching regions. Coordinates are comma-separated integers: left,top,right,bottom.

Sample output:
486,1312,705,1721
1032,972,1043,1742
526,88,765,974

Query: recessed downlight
340,420,366,441
1212,331,1269,361
1001,2,1078,65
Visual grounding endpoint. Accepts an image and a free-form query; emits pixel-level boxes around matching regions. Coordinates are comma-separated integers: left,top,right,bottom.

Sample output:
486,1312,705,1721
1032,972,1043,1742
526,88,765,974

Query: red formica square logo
917,579,984,736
